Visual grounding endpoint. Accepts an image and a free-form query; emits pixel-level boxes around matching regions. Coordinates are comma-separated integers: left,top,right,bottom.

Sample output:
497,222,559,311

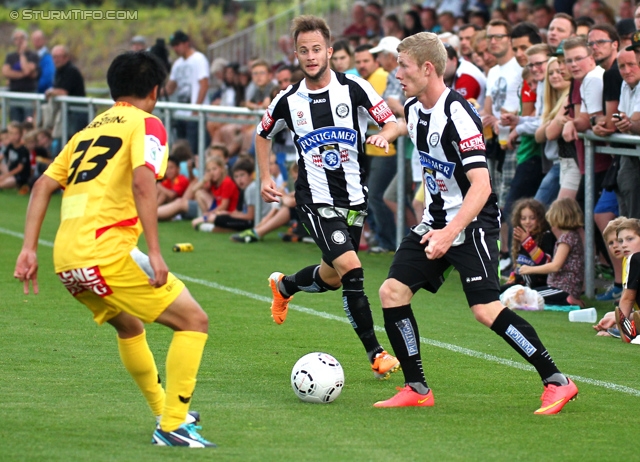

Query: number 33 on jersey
44,101,168,272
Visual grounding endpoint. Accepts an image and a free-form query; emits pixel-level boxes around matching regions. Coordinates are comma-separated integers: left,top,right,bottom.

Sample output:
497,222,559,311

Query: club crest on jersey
429,133,440,146
297,127,358,154
425,173,439,194
336,103,349,118
331,230,347,245
459,133,485,152
418,151,456,178
468,101,481,118
320,144,341,170
297,91,313,103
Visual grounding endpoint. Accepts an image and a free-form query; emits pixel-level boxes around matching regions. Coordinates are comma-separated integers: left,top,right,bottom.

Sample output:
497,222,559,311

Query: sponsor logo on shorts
369,100,393,124
261,111,274,131
58,266,113,297
336,103,349,118
396,319,419,356
506,324,537,357
331,230,347,245
459,133,485,152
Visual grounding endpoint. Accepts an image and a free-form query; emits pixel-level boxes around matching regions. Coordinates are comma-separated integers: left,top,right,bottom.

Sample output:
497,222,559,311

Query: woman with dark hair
403,10,422,37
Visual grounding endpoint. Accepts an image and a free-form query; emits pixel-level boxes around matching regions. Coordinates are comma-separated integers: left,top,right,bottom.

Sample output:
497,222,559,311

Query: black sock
341,268,381,357
383,304,428,389
281,265,337,296
614,282,623,289
491,308,563,383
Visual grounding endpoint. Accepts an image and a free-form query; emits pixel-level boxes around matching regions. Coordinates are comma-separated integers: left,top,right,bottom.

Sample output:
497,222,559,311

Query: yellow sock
160,331,208,432
117,331,165,417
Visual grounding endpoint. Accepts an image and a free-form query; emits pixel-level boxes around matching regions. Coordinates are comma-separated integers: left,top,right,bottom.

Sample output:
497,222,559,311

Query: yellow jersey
366,67,396,156
45,102,168,272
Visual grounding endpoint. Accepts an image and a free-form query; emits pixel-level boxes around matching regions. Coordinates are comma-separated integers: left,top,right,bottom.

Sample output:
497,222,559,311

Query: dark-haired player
14,51,215,447
257,15,401,380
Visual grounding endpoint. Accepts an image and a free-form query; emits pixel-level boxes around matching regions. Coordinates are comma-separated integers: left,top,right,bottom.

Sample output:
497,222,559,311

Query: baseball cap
626,30,640,51
130,35,146,45
369,36,401,56
170,30,189,46
616,18,636,39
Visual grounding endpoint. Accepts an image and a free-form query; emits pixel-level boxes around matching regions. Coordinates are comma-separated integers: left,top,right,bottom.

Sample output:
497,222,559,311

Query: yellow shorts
57,248,185,325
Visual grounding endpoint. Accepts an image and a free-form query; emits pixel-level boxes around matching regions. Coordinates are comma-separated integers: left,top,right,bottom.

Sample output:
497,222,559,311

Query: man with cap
366,36,402,253
130,35,147,52
165,30,210,154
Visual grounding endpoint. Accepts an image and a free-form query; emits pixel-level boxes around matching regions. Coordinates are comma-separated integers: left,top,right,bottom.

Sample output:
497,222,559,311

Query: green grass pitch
1,190,638,461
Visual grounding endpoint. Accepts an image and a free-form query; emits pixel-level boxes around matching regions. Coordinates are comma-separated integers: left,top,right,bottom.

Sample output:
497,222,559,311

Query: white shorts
559,158,581,191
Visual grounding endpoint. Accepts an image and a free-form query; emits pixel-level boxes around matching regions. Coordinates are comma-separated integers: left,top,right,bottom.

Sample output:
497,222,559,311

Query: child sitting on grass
193,156,270,232
612,218,640,343
156,156,190,206
519,197,585,307
593,217,627,337
501,198,556,292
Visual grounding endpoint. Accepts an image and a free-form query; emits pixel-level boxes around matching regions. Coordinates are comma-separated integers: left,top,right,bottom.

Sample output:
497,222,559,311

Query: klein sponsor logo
459,133,485,152
58,266,113,297
369,100,393,123
261,111,274,131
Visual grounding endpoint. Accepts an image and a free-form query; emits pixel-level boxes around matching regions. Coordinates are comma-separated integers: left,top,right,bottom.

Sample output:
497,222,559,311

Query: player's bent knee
379,279,411,308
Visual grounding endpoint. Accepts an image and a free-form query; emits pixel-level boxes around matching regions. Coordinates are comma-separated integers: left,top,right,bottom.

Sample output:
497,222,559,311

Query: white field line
2,226,639,397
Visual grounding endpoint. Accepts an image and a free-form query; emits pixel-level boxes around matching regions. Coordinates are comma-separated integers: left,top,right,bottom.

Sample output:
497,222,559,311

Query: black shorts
388,226,501,307
297,203,367,265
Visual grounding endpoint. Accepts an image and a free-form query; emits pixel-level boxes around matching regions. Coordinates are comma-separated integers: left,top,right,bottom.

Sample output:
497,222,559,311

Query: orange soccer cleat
374,385,434,408
534,378,578,415
268,272,293,324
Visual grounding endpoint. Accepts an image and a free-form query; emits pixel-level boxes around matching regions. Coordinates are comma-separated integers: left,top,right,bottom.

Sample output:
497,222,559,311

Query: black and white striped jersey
256,70,396,207
405,88,500,230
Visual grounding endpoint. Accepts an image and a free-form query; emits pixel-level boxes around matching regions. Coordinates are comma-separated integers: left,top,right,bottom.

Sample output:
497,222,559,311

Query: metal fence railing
580,132,640,298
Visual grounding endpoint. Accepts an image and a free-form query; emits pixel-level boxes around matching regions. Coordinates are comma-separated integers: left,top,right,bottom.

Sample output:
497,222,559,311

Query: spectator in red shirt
157,156,190,206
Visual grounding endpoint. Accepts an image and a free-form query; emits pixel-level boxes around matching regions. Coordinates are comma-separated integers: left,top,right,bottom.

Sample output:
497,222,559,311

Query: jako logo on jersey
313,98,327,104
418,151,456,178
369,100,393,123
261,111,274,131
459,133,486,152
297,91,313,102
297,127,358,154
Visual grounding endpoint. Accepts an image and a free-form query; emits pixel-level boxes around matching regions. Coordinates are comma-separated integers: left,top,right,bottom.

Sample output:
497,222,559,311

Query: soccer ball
291,352,344,403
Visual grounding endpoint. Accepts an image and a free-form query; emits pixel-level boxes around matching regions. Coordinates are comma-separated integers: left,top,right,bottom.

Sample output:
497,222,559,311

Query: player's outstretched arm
366,120,399,153
256,135,281,203
133,165,168,288
14,175,60,294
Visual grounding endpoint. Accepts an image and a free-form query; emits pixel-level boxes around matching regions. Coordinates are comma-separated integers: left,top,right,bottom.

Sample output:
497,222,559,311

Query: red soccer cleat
374,385,434,408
